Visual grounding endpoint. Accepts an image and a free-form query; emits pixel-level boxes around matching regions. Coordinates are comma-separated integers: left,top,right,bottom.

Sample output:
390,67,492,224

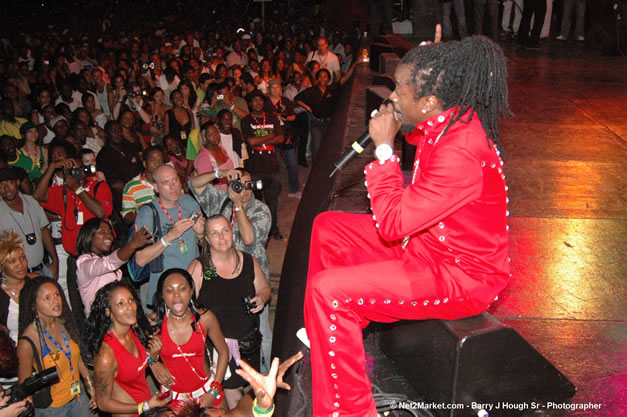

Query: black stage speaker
372,74,396,91
366,85,392,124
369,42,395,71
378,313,576,417
379,52,400,74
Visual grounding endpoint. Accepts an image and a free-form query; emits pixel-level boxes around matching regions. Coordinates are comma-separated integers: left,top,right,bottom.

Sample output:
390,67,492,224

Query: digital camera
229,179,263,193
243,296,257,315
63,164,96,178
2,367,59,417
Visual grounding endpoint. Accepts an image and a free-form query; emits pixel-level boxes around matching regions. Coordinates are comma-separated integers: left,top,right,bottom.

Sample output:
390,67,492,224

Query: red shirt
160,316,209,393
364,108,510,305
40,176,113,256
103,331,150,416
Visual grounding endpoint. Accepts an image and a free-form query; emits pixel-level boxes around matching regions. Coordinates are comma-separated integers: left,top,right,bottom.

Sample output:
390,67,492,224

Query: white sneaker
576,35,585,41
296,328,310,349
556,35,567,41
288,191,302,199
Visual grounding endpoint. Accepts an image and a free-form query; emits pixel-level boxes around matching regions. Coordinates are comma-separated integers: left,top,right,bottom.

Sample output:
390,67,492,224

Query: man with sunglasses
0,167,58,279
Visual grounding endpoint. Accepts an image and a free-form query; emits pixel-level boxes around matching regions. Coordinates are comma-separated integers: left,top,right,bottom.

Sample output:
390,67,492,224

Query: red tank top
160,316,210,393
103,330,151,413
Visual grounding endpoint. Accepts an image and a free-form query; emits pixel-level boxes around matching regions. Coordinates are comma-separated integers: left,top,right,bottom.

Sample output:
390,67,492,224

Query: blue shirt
135,194,200,304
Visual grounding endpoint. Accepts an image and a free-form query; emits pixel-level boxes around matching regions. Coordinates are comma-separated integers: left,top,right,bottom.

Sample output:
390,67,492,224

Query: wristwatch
142,401,150,413
375,144,394,161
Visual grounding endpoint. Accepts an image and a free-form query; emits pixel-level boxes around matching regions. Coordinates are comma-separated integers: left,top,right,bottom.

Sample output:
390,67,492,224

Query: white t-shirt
219,132,241,168
55,95,80,112
7,298,18,344
306,50,341,82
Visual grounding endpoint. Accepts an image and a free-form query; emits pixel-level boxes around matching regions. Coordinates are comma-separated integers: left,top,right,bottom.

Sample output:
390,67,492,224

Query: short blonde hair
0,231,24,271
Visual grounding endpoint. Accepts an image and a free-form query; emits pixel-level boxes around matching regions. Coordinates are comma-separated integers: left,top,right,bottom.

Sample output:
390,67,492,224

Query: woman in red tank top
85,281,169,417
151,268,229,409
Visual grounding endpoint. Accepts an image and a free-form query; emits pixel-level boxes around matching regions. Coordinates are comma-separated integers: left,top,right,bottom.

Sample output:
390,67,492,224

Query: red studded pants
304,212,491,417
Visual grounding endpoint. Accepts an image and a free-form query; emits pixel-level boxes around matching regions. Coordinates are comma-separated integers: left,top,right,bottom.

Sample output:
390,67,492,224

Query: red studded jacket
364,108,510,305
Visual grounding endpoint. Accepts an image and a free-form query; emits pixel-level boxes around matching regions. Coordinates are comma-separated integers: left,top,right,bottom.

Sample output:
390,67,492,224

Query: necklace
250,112,266,127
231,249,241,275
168,319,209,382
204,249,241,280
168,308,190,321
158,199,182,225
2,283,19,299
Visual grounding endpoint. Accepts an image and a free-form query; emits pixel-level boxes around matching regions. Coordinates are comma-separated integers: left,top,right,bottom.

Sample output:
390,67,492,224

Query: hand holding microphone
369,100,402,148
330,99,401,177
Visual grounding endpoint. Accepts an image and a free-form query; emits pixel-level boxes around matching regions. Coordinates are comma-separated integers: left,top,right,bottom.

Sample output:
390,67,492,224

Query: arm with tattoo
93,345,141,414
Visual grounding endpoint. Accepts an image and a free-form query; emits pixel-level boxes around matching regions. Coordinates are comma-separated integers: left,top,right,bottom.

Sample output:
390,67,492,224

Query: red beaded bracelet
210,381,223,393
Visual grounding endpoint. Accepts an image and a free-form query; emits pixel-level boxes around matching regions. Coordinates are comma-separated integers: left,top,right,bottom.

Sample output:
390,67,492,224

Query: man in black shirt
295,68,340,162
240,91,284,240
96,120,143,212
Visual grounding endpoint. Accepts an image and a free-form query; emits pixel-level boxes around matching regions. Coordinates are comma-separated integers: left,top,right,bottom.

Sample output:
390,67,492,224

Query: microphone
329,99,394,178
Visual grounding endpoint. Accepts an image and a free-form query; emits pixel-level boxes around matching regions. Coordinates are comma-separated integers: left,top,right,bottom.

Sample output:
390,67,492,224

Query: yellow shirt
0,117,28,140
41,338,81,408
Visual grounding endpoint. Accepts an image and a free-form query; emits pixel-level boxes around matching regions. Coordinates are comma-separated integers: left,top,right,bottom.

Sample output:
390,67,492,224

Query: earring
422,109,427,114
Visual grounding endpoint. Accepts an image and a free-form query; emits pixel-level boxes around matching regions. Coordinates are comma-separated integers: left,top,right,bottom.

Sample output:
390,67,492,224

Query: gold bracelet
138,402,144,415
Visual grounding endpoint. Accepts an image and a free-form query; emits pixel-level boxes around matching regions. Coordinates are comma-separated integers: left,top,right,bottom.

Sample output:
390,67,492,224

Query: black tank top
197,252,256,339
166,108,192,141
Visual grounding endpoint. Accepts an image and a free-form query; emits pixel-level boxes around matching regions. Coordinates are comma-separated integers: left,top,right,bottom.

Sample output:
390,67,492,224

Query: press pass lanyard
158,199,182,224
43,328,73,374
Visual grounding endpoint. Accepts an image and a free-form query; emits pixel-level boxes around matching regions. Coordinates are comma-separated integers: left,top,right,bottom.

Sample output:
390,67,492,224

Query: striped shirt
121,174,156,218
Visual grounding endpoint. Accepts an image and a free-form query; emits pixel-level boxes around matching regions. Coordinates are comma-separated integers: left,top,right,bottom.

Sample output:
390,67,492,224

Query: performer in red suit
304,35,512,417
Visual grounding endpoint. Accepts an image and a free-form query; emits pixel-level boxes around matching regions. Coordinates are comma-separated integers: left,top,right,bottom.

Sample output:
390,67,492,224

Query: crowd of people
0,3,359,415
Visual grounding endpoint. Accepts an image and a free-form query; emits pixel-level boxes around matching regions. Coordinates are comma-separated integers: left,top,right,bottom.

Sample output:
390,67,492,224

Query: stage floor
486,39,626,417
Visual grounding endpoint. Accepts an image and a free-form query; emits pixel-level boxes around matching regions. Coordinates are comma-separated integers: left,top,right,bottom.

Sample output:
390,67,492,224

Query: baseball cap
242,34,252,40
268,79,281,88
197,108,216,118
51,116,67,128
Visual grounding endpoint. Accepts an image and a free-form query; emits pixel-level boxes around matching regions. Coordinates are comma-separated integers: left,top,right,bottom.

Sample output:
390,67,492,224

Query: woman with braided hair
85,281,169,416
304,34,512,417
16,276,96,416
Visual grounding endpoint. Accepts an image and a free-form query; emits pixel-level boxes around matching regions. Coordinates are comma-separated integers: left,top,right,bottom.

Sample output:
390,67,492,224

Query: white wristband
215,168,221,178
375,144,394,161
160,237,170,247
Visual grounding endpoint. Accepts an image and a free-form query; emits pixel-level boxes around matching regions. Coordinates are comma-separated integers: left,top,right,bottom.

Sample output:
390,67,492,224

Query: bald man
134,164,205,307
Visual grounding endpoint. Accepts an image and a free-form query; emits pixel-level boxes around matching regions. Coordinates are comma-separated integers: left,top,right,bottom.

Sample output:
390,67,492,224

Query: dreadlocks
400,36,511,152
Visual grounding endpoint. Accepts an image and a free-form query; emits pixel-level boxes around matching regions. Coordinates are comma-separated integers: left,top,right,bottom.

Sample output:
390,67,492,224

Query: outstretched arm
231,352,304,416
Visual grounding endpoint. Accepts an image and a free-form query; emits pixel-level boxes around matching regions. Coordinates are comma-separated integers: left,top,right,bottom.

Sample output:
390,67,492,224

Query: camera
229,179,263,193
243,296,257,315
216,94,224,101
2,367,59,417
63,164,96,178
142,62,156,71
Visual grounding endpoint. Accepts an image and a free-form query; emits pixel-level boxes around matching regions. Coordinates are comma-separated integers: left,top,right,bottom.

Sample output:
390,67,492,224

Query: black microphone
329,99,393,178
